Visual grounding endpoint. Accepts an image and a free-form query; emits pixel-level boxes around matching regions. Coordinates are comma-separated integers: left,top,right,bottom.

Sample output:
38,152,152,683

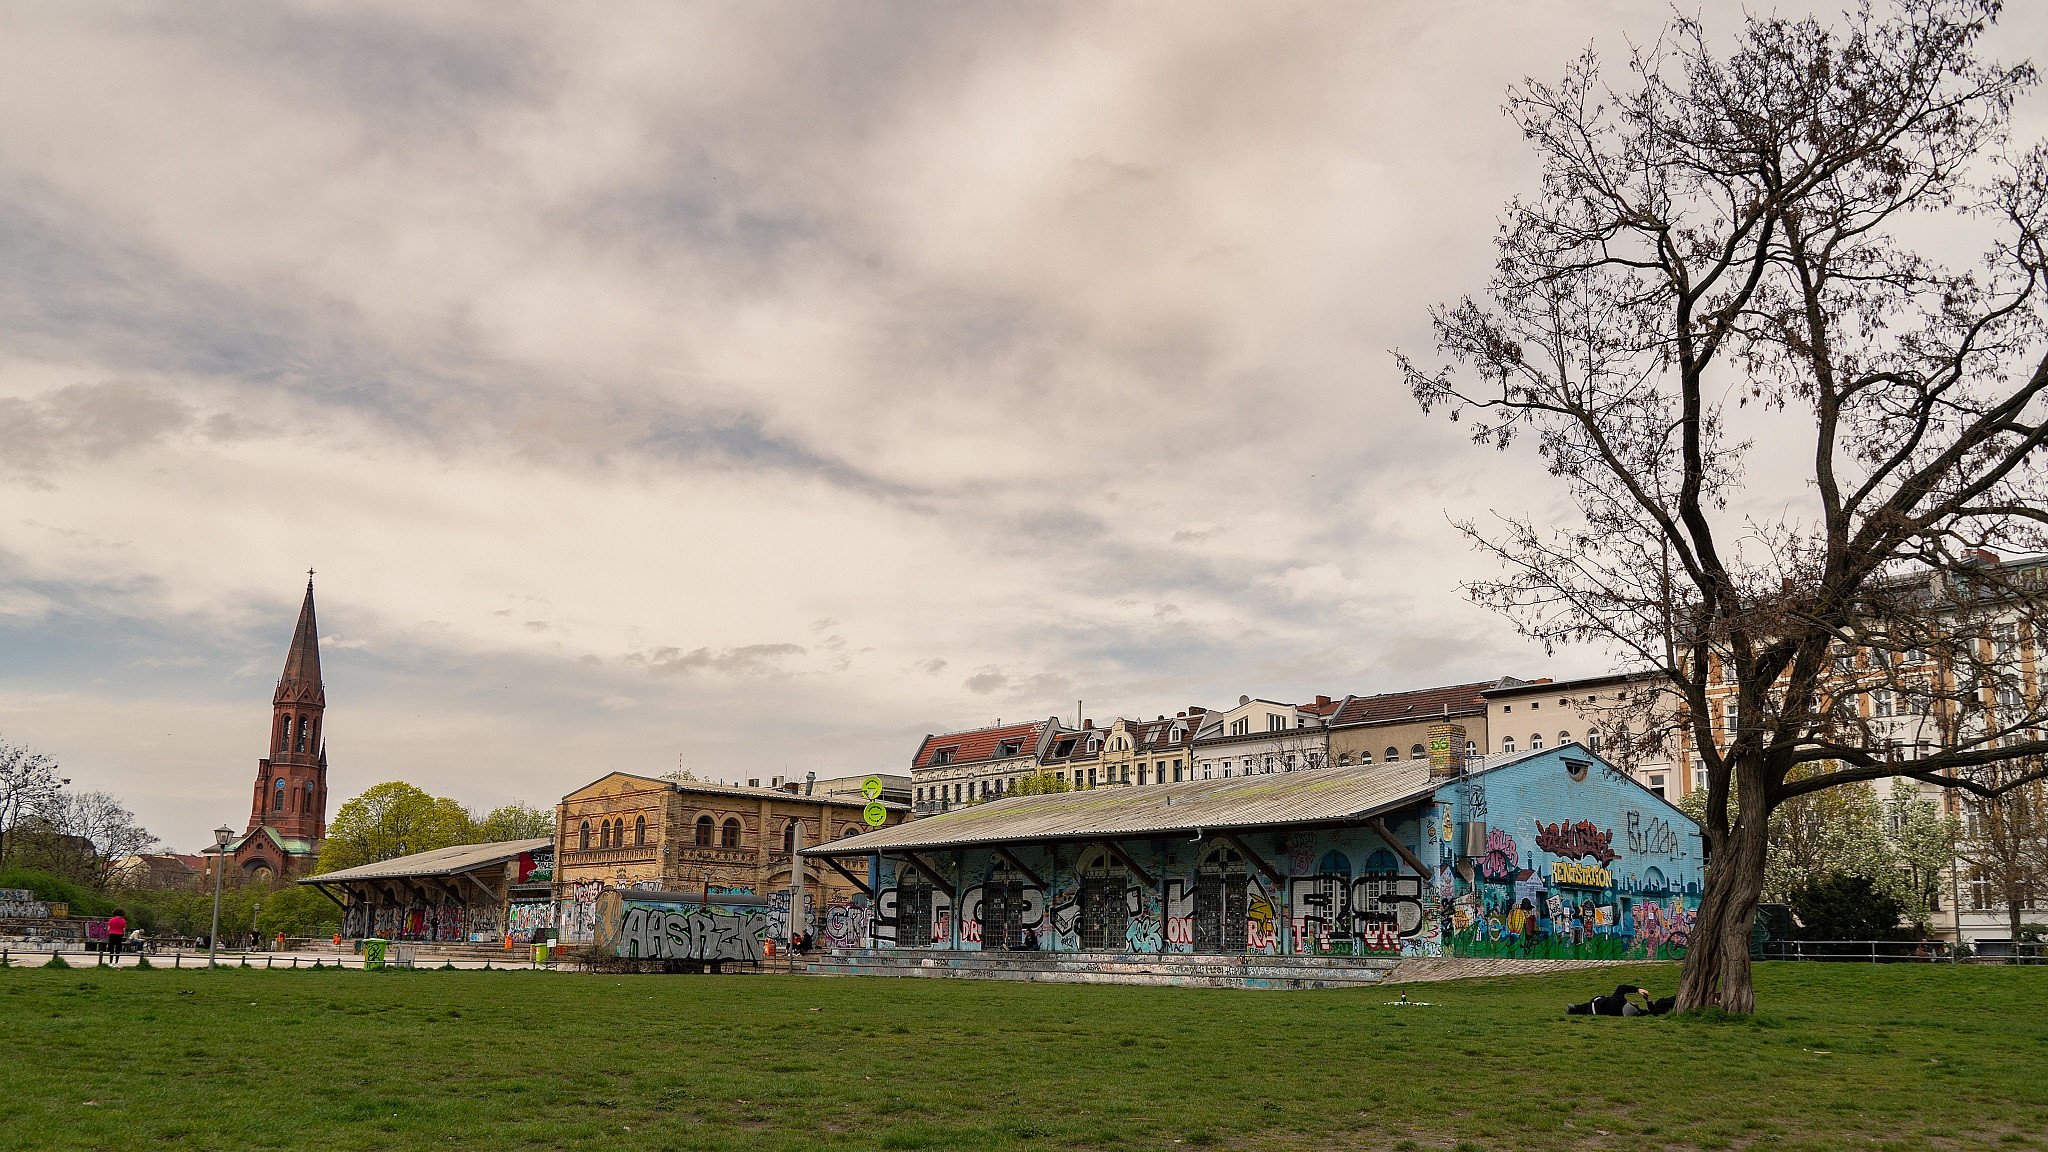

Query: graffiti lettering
617,905,769,963
1550,861,1613,888
1479,828,1520,881
1625,811,1680,858
1534,819,1619,865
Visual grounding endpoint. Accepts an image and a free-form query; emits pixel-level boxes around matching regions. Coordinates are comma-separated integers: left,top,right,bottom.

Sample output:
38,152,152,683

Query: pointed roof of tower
274,573,325,708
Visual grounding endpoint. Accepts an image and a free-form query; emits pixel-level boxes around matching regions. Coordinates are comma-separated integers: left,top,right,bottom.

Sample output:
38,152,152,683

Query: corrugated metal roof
802,761,1445,856
298,838,551,885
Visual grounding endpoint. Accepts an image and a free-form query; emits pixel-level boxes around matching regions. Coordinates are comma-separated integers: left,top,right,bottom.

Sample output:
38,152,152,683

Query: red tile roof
1329,681,1498,728
912,720,1055,771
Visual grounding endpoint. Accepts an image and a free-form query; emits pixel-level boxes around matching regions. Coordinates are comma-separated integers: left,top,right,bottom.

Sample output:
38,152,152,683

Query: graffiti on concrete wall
1626,810,1681,858
507,902,552,943
0,889,51,919
1534,819,1619,865
1288,872,1425,955
558,880,603,943
611,903,770,963
823,900,871,948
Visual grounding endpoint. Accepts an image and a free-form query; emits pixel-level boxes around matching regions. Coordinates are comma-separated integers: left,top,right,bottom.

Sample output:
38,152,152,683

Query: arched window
1385,746,1400,763
635,816,647,847
1501,736,1516,754
1465,740,1477,759
304,781,315,813
721,818,742,848
278,716,291,752
1410,743,1425,759
295,715,308,754
1530,733,1544,751
1588,730,1603,753
1360,751,1373,765
1336,753,1352,766
579,821,591,850
841,825,860,839
782,820,801,853
1559,731,1572,748
695,815,714,846
599,821,611,849
272,777,286,811
613,819,626,846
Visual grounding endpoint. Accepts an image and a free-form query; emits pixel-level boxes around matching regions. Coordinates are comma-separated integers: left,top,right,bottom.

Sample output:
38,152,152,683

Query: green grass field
2,962,2043,1151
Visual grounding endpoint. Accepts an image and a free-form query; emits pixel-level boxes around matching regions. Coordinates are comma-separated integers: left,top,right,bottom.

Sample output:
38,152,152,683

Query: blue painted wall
841,746,1703,960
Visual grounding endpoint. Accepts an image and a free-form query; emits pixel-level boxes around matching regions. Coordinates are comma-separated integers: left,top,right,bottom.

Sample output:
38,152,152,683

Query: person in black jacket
1565,983,1651,1016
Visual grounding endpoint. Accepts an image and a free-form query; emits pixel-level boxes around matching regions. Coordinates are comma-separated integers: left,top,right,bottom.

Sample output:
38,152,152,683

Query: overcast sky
3,1,2043,853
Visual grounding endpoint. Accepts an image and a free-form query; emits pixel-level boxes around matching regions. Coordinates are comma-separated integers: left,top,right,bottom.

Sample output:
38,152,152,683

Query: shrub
1790,874,1910,941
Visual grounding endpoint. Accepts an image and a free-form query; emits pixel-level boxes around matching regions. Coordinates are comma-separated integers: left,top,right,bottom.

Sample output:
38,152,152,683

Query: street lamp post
209,825,233,967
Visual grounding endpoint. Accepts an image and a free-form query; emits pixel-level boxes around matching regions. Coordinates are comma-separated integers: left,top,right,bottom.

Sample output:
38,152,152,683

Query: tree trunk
1677,800,1771,1013
2010,898,2024,966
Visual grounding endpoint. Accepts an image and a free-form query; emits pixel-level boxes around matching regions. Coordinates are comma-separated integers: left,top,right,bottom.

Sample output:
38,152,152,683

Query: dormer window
932,747,957,766
1054,738,1076,756
998,740,1022,758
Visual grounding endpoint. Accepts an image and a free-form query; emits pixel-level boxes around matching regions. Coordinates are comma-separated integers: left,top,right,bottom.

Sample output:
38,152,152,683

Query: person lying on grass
1565,983,1651,1016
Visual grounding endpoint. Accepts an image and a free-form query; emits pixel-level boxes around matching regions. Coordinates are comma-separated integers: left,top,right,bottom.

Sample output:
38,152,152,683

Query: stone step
801,949,1399,989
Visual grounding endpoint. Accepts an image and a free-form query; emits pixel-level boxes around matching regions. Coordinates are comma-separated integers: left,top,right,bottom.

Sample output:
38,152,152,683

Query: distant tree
0,736,64,867
1402,0,2048,1012
317,782,477,873
1956,761,2048,954
1006,772,1074,797
49,791,157,889
1791,874,1912,942
474,802,555,842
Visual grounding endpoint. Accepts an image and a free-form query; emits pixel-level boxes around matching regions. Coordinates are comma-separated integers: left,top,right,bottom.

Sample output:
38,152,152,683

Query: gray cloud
628,643,806,678
0,382,191,483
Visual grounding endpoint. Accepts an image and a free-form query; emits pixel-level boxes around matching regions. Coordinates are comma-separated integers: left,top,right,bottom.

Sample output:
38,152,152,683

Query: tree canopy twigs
1402,0,2048,1012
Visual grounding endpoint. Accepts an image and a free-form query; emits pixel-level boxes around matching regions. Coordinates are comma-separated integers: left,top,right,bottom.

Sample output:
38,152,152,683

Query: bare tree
1402,0,2048,1011
24,791,158,889
1956,760,2048,950
0,736,65,867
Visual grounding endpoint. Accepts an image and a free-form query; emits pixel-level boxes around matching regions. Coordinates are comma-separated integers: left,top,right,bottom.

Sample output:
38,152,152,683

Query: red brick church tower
226,573,330,879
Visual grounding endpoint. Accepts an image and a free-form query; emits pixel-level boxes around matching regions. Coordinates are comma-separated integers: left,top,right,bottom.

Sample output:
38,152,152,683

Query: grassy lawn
1,961,2044,1151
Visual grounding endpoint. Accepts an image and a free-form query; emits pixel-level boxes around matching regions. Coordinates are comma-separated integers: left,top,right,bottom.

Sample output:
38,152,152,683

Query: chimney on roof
804,771,816,796
1315,695,1331,707
1083,718,1093,729
1176,711,1186,718
1188,706,1206,715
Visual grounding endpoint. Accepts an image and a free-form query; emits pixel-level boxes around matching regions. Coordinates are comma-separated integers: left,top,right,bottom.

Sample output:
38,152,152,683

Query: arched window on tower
297,715,310,754
635,816,647,847
579,821,591,850
695,815,714,846
278,716,291,752
272,777,286,812
305,781,316,814
721,818,742,849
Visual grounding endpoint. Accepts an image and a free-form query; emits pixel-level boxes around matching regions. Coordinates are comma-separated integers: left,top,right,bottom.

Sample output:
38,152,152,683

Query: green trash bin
362,938,389,970
533,943,550,966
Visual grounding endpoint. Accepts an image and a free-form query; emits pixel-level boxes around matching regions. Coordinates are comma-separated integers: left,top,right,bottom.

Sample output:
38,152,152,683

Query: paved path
1,948,560,971
1380,956,1637,984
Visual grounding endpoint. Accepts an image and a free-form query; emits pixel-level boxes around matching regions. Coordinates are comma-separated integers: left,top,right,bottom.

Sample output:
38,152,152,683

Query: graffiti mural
1534,819,1619,865
1289,872,1425,955
0,889,51,919
507,902,552,943
823,900,871,948
606,903,770,963
558,880,603,943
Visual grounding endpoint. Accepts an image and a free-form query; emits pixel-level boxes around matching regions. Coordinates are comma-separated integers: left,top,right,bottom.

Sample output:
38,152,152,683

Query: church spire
274,571,324,708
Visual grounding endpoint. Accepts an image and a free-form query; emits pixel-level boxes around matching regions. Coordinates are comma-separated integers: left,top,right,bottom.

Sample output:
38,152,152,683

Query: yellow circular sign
863,801,888,827
860,775,885,801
